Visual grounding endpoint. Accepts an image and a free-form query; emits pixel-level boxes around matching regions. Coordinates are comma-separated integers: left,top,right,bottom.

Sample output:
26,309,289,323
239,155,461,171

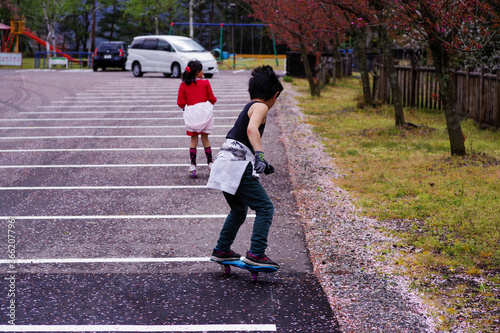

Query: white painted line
37,104,244,108
0,324,276,332
0,185,206,190
54,98,249,102
0,125,232,129
233,69,246,73
0,117,237,122
93,87,249,89
0,214,255,220
0,163,206,168
0,257,210,264
0,147,219,152
0,135,226,140
20,110,240,114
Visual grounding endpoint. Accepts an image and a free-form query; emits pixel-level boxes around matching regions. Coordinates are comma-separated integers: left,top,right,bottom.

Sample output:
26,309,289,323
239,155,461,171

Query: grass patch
218,57,284,71
2,56,283,71
293,76,500,331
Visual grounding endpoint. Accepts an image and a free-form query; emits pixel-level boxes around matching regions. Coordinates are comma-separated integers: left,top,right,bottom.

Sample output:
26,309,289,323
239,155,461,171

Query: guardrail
34,52,92,69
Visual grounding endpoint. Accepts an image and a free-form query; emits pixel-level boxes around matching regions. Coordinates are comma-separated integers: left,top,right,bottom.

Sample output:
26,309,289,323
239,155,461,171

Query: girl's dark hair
182,59,203,85
248,65,284,101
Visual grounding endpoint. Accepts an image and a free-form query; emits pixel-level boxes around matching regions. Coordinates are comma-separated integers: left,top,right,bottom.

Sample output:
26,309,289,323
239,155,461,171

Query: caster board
211,259,278,281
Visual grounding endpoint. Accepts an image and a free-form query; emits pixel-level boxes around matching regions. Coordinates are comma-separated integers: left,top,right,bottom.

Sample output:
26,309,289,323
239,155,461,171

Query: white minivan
125,35,218,78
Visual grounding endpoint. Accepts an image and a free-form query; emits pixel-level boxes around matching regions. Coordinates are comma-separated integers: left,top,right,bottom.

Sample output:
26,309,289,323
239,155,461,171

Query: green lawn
292,75,500,332
1,56,283,71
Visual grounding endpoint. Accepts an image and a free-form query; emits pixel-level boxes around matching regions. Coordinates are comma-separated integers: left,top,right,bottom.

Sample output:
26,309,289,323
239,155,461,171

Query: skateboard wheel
224,264,231,274
192,171,196,179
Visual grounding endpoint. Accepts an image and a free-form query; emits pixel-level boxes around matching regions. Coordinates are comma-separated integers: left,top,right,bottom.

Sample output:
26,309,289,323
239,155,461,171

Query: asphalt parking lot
0,68,340,332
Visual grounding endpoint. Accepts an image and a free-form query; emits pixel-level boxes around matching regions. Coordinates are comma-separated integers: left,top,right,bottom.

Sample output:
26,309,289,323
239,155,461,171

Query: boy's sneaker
242,251,280,268
211,248,241,262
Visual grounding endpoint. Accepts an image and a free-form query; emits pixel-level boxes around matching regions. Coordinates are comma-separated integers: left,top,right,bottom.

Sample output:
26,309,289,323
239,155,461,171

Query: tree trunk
354,27,372,105
429,40,466,156
379,25,405,125
91,0,96,52
299,37,317,96
189,0,194,39
109,3,117,41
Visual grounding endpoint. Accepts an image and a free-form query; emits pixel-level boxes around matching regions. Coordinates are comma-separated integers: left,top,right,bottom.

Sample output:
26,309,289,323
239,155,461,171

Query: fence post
479,68,486,125
496,71,500,129
410,61,417,106
372,62,379,102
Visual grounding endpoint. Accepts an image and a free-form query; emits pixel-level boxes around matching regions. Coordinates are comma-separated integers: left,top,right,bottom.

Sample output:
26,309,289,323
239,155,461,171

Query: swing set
168,22,282,69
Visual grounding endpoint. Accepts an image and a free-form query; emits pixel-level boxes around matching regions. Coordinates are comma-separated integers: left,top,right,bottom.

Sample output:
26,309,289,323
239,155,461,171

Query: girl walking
177,60,217,178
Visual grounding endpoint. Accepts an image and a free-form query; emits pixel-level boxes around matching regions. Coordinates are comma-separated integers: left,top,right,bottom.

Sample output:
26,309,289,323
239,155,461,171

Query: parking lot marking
0,117,237,121
56,97,250,101
0,135,226,140
0,185,207,190
0,125,232,129
0,324,276,332
0,257,211,264
0,214,255,220
0,163,208,168
0,147,218,152
37,104,245,108
20,110,240,114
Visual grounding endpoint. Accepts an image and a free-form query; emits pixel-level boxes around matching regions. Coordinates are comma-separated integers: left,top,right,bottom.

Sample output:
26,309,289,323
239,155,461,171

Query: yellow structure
10,16,25,52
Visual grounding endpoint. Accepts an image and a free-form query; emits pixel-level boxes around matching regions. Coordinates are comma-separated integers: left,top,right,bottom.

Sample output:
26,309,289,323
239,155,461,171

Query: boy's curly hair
248,65,284,101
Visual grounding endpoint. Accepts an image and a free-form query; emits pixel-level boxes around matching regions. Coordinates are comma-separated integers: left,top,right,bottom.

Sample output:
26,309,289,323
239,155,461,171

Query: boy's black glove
254,151,273,174
264,163,275,175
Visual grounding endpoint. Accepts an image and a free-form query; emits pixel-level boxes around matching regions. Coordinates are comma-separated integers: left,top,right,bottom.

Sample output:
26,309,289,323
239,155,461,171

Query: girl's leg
189,136,198,166
201,134,213,165
190,135,199,149
200,134,210,148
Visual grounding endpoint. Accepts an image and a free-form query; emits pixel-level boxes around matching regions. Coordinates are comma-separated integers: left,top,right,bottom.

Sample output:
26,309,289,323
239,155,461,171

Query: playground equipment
1,17,76,64
168,22,279,69
1,16,24,53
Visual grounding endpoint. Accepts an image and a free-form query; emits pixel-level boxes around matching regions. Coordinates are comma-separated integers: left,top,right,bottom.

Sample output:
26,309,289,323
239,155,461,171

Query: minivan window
130,40,143,49
143,39,158,50
169,39,207,52
158,40,173,52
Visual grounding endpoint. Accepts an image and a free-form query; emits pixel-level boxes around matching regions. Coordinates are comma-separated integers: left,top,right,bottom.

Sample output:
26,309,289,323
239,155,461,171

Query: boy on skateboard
207,66,283,269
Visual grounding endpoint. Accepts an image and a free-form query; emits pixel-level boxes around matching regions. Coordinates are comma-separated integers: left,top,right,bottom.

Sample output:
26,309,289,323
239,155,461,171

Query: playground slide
23,28,75,61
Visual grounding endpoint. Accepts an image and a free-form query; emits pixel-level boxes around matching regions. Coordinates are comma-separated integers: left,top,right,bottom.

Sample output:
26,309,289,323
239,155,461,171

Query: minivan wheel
171,63,181,78
204,74,213,78
132,62,143,77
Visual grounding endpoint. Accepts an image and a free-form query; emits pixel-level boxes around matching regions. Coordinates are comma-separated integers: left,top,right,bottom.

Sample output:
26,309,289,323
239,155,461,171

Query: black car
92,41,128,71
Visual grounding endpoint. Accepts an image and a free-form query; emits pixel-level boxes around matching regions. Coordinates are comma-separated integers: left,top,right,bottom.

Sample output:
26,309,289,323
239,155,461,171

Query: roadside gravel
276,83,438,333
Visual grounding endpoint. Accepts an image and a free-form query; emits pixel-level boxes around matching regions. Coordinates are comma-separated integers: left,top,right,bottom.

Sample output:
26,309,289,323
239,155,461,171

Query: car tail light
94,48,97,57
119,49,124,57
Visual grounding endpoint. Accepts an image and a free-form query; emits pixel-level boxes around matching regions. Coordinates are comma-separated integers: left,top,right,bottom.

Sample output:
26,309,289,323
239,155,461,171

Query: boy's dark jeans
216,163,274,254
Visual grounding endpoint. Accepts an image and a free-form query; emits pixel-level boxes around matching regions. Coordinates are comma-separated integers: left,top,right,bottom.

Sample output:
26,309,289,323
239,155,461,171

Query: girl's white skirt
183,101,214,134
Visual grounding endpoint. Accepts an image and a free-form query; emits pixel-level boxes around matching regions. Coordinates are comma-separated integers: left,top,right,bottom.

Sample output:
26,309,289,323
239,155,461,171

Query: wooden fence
373,63,500,129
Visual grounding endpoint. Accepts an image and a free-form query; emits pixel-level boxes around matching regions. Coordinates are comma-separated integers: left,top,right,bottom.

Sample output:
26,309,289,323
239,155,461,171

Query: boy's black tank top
226,101,266,154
